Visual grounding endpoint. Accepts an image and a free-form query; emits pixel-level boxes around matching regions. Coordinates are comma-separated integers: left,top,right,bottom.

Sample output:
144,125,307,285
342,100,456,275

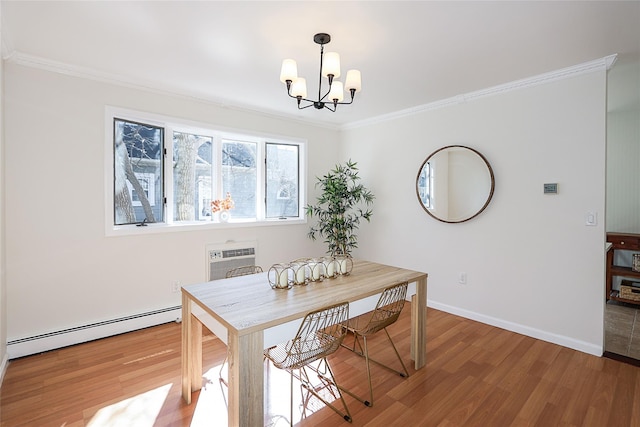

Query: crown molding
343,54,618,130
6,51,617,132
5,51,341,131
1,3,15,61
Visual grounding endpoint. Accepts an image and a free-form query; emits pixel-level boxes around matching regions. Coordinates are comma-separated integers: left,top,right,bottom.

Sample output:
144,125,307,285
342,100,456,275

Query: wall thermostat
543,183,558,194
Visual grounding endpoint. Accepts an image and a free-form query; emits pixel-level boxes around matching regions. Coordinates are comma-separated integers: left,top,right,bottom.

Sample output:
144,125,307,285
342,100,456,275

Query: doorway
604,57,640,365
604,301,640,364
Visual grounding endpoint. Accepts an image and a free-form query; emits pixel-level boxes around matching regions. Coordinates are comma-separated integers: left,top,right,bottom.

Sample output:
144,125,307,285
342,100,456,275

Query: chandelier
279,33,362,112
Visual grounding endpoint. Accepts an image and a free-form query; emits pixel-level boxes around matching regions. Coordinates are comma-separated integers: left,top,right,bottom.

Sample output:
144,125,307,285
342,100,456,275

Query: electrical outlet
458,272,467,285
172,281,181,293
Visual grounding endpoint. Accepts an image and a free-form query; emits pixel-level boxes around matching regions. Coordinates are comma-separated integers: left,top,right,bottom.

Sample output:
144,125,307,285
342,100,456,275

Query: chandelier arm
285,85,317,107
285,91,314,104
335,98,354,105
334,89,357,105
319,87,332,102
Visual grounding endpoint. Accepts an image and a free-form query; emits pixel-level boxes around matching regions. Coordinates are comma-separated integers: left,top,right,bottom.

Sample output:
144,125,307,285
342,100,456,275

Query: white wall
0,1,8,378
4,63,338,352
341,67,608,355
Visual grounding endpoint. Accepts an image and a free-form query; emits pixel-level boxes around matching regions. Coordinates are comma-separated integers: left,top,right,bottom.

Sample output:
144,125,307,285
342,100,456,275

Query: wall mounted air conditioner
205,241,257,281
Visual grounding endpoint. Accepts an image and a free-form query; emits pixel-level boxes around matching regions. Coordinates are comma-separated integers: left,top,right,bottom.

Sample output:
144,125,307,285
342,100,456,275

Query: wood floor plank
606,362,638,426
513,377,557,424
2,305,640,427
633,372,640,426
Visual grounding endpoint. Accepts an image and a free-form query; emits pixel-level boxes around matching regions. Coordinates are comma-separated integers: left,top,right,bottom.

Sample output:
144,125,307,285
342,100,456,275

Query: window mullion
164,125,174,224
257,140,266,221
213,135,223,200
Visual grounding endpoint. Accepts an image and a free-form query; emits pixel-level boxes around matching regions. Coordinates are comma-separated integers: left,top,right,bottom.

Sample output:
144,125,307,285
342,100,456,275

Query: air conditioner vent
222,247,255,258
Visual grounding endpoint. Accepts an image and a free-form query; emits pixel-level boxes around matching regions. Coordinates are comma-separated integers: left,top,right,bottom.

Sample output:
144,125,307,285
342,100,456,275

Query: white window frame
105,106,307,236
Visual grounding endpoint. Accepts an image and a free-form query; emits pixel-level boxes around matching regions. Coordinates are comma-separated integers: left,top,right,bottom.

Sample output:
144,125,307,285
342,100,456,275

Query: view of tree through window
222,140,257,219
113,119,164,225
266,143,299,218
173,132,213,221
110,111,304,228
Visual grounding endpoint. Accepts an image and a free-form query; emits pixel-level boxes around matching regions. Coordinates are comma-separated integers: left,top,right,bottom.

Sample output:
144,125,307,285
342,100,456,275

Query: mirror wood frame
416,145,495,223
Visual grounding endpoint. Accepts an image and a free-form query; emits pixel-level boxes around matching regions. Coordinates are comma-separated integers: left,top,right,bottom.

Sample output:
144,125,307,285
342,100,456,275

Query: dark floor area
604,300,640,362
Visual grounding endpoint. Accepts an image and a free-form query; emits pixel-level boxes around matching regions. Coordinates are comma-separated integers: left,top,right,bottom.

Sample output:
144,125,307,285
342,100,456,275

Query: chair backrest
225,265,263,278
360,281,408,335
285,301,349,369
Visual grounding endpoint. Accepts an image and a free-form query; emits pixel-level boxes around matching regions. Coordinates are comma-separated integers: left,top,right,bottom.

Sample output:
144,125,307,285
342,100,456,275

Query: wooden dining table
181,259,427,426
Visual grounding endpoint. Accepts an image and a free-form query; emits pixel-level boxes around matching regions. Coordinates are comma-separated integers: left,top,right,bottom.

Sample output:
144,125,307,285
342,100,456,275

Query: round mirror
416,145,495,223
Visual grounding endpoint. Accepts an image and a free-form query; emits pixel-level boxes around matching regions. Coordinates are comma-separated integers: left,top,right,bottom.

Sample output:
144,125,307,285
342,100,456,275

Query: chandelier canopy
279,33,362,112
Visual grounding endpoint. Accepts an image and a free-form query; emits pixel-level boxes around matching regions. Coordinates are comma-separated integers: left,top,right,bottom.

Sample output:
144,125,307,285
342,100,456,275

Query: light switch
585,211,597,226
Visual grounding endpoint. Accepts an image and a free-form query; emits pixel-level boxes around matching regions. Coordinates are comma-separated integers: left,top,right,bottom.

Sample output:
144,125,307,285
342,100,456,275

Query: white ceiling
2,1,639,127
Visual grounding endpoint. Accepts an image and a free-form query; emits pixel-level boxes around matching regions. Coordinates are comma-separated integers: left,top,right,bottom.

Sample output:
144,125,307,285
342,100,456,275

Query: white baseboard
7,306,181,359
5,299,603,361
427,300,603,357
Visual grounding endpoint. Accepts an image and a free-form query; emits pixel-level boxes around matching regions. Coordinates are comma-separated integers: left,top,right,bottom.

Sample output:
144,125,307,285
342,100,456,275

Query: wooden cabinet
606,232,640,304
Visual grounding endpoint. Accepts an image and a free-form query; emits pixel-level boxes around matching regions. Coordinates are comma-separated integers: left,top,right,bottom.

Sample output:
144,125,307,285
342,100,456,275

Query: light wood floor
2,304,640,427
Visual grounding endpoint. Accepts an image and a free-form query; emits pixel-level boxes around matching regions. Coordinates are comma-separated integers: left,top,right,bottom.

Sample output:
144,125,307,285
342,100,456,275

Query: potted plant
306,160,374,262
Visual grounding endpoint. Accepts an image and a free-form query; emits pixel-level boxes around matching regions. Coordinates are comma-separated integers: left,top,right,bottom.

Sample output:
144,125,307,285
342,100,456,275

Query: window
114,119,164,225
266,143,299,218
130,173,155,206
109,108,305,232
222,139,257,219
173,131,213,222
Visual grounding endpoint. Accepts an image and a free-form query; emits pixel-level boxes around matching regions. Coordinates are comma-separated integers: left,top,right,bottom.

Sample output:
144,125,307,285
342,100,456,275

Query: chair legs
287,358,352,425
340,328,409,407
263,301,352,424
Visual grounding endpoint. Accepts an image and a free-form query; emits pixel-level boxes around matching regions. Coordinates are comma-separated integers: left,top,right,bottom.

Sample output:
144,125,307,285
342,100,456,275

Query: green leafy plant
306,160,374,256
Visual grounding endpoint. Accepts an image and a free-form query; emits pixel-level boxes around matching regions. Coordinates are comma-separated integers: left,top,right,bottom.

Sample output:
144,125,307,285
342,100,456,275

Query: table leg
412,276,427,369
181,293,203,404
227,330,264,427
411,294,416,360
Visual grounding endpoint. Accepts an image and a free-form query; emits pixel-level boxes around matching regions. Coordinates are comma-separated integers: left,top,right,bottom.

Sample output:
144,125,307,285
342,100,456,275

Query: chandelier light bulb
280,59,298,83
345,69,362,93
322,52,341,79
329,81,344,103
290,77,307,98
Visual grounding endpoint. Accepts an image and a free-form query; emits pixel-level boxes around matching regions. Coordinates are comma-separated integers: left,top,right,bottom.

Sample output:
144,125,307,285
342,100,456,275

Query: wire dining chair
340,281,409,407
264,301,352,425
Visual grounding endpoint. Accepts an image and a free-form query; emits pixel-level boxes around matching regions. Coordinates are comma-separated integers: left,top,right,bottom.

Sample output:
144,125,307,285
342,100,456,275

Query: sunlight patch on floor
188,360,341,426
265,359,341,426
87,383,171,427
190,365,229,427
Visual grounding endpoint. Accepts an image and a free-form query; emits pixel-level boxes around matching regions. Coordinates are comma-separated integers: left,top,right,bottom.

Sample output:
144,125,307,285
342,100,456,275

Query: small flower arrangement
211,192,235,213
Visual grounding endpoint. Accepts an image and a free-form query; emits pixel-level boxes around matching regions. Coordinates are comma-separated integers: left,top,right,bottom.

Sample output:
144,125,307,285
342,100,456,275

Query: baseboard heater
7,305,181,360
